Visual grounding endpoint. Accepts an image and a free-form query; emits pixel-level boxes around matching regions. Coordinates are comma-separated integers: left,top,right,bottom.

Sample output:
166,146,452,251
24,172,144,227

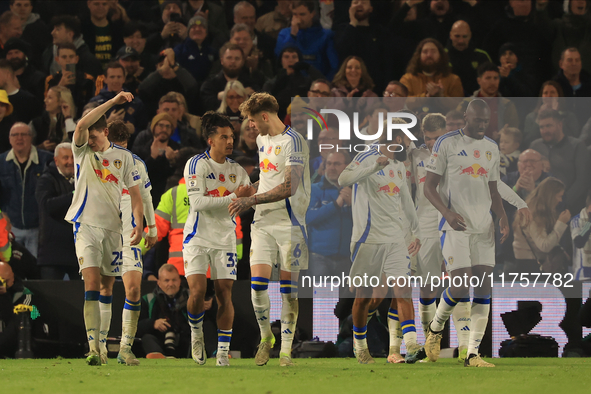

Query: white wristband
147,226,157,237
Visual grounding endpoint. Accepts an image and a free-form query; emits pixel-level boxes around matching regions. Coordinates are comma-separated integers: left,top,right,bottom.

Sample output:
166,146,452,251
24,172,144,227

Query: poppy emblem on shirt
267,146,273,155
275,145,282,155
486,151,492,161
229,174,236,183
219,173,226,182
474,150,480,159
389,169,395,178
103,159,109,167
114,159,122,169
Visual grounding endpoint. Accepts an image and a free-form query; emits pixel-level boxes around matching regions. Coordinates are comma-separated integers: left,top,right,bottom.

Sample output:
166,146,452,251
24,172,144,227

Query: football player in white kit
96,121,157,366
423,100,509,368
65,92,144,366
182,112,252,367
338,128,424,365
229,93,310,367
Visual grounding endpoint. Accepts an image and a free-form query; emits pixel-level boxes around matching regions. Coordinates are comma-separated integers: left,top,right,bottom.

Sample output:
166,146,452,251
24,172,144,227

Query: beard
395,147,408,162
223,65,241,79
420,59,437,73
355,10,371,21
8,57,26,71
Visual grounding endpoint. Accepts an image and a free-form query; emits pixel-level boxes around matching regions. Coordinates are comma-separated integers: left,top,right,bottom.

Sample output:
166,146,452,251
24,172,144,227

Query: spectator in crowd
123,21,157,76
168,91,202,139
43,15,103,78
445,108,464,132
311,127,340,183
174,16,216,84
229,23,273,81
499,126,522,176
502,149,550,201
2,38,45,103
233,1,275,63
200,43,259,112
0,11,22,50
263,46,323,121
146,0,188,53
512,177,570,274
183,0,229,40
236,118,258,160
81,0,125,66
458,62,519,139
89,62,145,135
383,80,409,98
483,0,552,88
446,20,491,96
10,0,49,68
0,59,41,124
35,142,77,280
284,78,334,126
275,0,339,80
357,103,389,143
530,109,590,212
255,0,292,41
549,0,591,75
137,264,192,358
0,89,15,153
331,56,378,99
0,261,33,358
0,123,52,257
335,0,403,93
400,38,464,111
523,81,580,148
138,48,198,117
30,86,74,152
113,46,145,95
44,43,95,120
217,80,246,137
306,151,353,278
132,113,179,206
571,191,591,281
156,92,203,149
553,47,591,97
498,42,536,97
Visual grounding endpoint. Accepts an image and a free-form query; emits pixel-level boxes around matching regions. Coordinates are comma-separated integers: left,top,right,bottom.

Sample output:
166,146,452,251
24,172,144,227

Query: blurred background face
518,150,543,179
153,120,173,141
119,57,140,76
159,102,181,122
5,49,26,71
324,152,347,183
383,83,407,98
500,50,518,69
87,0,109,20
561,50,582,75
450,22,471,51
226,89,245,113
351,0,372,21
124,31,146,54
51,24,71,45
317,128,339,157
423,128,446,151
539,117,562,143
2,16,22,40
555,190,565,208
281,50,299,70
220,49,244,78
420,42,440,72
45,89,60,113
230,30,253,55
55,147,74,178
0,103,7,119
308,82,331,98
541,84,559,108
571,0,587,15
105,67,125,92
241,122,258,145
235,5,256,30
10,0,32,22
9,124,32,151
292,5,314,29
446,116,465,131
162,3,182,23
157,269,181,296
510,0,532,16
430,0,449,16
189,23,207,43
209,126,234,156
499,134,518,155
477,71,500,96
345,58,362,86
56,48,78,70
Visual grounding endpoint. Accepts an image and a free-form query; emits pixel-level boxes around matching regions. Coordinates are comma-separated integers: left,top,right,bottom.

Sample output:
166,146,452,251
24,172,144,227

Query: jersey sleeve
185,159,236,212
122,152,141,188
283,133,306,168
338,152,380,187
498,180,527,210
425,138,447,175
71,141,88,159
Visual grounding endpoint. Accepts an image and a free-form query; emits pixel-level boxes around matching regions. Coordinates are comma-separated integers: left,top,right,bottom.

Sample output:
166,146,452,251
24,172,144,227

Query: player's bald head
465,99,490,118
451,20,470,35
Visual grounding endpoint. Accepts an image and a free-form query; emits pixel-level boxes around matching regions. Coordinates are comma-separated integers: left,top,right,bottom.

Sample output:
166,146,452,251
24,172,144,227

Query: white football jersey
183,151,250,249
66,142,139,233
571,209,591,281
339,148,420,244
121,154,153,246
426,129,500,234
255,126,310,226
409,145,439,238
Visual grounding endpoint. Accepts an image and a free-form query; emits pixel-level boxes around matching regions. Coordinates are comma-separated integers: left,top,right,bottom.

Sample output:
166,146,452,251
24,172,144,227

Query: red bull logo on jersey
260,158,279,173
207,187,231,197
94,168,119,184
459,164,488,178
377,182,401,196
419,176,426,184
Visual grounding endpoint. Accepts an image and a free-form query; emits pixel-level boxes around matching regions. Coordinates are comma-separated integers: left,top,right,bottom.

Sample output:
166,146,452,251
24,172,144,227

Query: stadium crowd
2,0,591,358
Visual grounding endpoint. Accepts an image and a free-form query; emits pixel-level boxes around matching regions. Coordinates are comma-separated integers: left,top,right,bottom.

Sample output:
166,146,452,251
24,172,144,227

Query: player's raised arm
128,184,144,246
338,154,388,187
74,91,134,147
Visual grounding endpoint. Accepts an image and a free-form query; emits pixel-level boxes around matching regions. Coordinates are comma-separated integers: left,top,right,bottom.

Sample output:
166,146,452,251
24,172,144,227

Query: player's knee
125,285,141,301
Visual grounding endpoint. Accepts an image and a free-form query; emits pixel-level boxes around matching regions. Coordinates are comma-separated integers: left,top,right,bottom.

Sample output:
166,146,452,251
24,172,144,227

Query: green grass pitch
1,358,589,394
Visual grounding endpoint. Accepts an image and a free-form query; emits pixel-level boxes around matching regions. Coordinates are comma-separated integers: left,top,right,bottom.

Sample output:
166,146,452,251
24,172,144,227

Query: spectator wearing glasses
217,80,247,141
284,78,333,127
383,81,408,98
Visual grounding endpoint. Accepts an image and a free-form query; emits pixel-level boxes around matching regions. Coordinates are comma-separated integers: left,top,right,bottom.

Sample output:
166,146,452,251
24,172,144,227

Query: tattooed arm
228,165,304,216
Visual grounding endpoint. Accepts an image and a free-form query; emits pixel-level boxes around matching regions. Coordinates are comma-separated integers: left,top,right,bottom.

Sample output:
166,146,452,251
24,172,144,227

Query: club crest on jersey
397,170,402,179
266,146,273,155
389,169,395,178
219,173,226,182
474,150,480,159
78,257,84,266
114,159,122,169
275,145,282,155
102,159,109,167
260,159,279,173
486,151,492,161
459,164,488,178
448,256,453,265
377,182,400,196
229,174,236,183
